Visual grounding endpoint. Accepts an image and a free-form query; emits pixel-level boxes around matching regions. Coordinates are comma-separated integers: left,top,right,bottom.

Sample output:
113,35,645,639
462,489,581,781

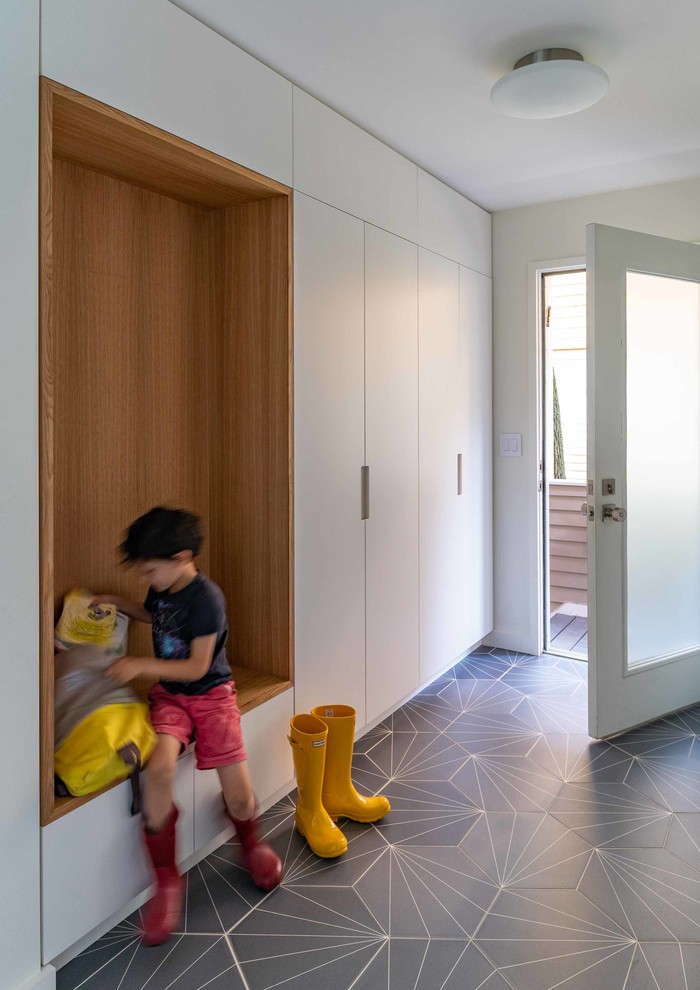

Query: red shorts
148,681,247,770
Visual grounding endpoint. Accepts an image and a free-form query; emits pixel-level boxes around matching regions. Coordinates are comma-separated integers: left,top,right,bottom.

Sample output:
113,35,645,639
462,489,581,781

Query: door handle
361,466,370,520
457,453,463,496
603,504,627,522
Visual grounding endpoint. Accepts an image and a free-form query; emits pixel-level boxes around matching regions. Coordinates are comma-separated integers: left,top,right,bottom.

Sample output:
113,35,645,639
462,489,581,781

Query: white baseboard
16,967,56,990
482,630,541,655
356,637,486,739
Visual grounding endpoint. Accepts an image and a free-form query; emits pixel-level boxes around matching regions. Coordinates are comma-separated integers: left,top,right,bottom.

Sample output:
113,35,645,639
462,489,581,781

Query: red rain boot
142,805,183,946
225,799,283,891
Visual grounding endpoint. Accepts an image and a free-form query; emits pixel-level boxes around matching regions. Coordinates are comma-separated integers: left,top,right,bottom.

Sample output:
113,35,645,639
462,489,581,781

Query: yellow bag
54,702,157,798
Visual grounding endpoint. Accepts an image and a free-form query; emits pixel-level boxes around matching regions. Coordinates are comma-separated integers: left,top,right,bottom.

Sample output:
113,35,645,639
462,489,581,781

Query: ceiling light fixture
490,48,608,119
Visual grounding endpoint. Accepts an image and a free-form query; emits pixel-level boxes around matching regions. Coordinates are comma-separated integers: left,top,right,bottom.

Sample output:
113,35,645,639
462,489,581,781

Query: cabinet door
459,266,494,649
419,248,462,682
294,193,366,723
365,226,419,724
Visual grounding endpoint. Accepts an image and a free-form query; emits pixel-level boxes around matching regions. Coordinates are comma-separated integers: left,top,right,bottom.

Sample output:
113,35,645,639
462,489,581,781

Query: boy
94,506,282,946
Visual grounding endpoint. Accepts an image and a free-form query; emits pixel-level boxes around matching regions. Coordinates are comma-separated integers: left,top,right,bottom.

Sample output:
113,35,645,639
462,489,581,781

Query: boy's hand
106,656,144,684
91,594,120,608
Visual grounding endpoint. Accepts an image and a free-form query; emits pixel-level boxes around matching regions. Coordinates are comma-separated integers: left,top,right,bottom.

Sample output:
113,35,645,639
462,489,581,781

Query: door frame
528,256,585,657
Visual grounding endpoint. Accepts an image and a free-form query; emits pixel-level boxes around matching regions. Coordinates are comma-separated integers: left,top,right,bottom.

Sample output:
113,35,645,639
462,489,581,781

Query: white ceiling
171,0,700,211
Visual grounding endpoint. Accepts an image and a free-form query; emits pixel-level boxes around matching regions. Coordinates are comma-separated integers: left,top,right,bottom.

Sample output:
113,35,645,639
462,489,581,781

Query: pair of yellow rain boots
288,705,391,858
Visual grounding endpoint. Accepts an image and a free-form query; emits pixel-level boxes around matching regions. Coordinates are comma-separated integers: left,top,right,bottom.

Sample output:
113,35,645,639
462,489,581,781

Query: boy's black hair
120,507,204,562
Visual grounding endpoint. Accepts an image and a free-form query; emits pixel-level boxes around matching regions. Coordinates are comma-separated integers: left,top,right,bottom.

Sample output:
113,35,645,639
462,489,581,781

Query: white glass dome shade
491,49,609,119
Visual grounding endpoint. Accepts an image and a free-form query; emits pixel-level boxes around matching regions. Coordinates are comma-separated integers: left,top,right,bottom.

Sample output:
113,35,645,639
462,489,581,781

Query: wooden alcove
40,79,294,824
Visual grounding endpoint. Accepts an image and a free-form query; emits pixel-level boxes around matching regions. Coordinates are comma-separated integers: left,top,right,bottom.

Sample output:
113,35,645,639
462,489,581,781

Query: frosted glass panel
626,272,700,665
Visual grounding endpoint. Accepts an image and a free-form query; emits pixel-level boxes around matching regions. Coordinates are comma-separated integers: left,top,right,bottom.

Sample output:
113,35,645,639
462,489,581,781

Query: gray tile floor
57,649,700,990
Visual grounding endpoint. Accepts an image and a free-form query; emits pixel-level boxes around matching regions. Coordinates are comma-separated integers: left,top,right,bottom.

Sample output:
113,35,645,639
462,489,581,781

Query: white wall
491,176,700,653
0,2,50,988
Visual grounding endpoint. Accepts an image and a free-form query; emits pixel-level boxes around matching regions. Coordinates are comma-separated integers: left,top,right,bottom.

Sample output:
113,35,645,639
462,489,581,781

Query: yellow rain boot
311,705,391,823
288,714,348,858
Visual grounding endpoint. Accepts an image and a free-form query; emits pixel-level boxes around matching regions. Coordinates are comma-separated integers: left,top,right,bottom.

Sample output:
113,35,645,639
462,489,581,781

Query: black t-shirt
144,574,232,696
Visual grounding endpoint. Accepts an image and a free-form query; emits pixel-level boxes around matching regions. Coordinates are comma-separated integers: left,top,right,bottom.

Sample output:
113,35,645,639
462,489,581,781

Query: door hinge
545,305,551,328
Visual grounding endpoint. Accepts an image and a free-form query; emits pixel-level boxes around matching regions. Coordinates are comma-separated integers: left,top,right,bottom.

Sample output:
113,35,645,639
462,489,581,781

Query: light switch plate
500,433,522,457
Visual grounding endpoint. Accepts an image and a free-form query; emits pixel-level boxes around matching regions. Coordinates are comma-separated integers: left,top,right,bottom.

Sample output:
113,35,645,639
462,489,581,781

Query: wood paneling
48,79,288,210
211,198,293,683
52,160,215,647
40,80,293,824
40,77,56,828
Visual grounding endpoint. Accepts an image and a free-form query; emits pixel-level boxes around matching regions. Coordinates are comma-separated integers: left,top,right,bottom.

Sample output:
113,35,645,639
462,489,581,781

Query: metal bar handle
361,465,370,520
457,453,463,496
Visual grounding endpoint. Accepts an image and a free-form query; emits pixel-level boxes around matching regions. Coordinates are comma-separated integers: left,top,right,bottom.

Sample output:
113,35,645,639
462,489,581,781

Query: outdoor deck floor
550,611,588,656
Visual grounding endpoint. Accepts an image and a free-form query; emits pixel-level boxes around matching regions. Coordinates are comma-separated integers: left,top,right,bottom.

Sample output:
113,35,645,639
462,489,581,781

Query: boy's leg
218,760,255,820
141,734,185,946
216,761,283,891
144,734,182,831
192,684,282,891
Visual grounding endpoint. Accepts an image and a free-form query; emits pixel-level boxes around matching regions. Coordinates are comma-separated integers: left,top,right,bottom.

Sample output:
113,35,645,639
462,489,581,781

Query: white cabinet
365,226,420,724
417,169,492,277
42,751,195,963
418,248,463,682
459,266,494,648
293,88,418,243
294,193,366,722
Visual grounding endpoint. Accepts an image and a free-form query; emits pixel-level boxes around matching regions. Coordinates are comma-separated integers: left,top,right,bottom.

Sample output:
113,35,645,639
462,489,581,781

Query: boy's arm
107,634,216,685
91,595,152,624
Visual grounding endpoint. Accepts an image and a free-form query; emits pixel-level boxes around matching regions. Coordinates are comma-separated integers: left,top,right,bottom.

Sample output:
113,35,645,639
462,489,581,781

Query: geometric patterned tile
549,780,673,847
450,649,516,679
614,708,700,760
228,883,387,990
624,942,700,990
452,754,562,812
623,747,700,812
459,811,593,888
380,695,460,733
445,711,543,757
56,932,244,990
528,733,633,783
62,649,698,990
510,690,589,733
476,888,635,990
353,730,469,787
373,779,481,845
389,844,497,937
437,677,523,715
666,813,700,871
352,939,513,990
499,660,584,699
579,847,700,942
